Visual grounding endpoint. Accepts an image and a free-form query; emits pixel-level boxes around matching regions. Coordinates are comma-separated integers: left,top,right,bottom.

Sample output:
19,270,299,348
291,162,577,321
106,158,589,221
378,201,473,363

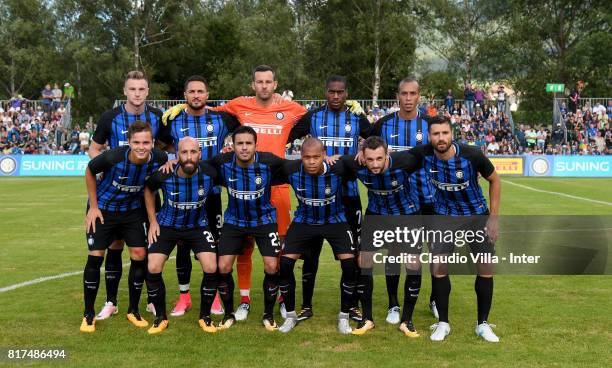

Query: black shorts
86,208,147,251
205,191,222,241
218,223,280,257
148,226,216,256
428,214,495,256
342,195,362,246
420,202,435,216
285,222,355,257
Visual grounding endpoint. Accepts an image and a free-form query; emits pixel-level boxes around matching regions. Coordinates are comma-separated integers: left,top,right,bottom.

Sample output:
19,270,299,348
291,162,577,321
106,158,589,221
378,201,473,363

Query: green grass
0,177,611,367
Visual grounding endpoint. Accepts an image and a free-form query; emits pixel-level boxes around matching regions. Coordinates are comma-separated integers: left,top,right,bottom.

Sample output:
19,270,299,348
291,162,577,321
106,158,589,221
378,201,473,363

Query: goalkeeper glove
345,100,365,116
161,103,187,125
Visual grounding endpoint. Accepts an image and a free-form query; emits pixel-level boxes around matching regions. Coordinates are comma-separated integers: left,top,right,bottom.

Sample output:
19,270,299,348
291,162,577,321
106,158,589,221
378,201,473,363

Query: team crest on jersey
416,130,423,143
391,180,398,187
255,176,263,185
206,123,214,133
344,123,352,133
276,112,284,120
198,187,205,196
325,186,331,195
456,170,464,179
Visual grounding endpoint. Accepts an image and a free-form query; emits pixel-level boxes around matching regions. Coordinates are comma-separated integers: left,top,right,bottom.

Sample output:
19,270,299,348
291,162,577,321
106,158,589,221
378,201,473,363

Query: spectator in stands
41,84,53,115
63,82,75,101
536,127,546,150
79,126,90,152
464,84,475,116
445,89,454,112
475,86,485,110
52,83,63,111
57,103,66,116
495,85,506,113
568,81,583,113
525,127,537,149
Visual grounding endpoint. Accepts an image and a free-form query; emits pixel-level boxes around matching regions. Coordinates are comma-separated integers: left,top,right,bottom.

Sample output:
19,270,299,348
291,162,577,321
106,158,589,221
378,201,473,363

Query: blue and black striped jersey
145,161,219,229
371,112,434,204
279,160,350,224
88,146,168,212
93,104,164,148
290,105,371,197
211,152,285,228
157,108,240,159
339,153,419,215
399,143,495,216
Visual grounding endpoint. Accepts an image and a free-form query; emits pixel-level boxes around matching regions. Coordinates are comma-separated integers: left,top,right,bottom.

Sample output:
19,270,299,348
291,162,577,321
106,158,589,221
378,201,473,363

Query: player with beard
390,116,501,342
157,75,240,317
143,137,220,334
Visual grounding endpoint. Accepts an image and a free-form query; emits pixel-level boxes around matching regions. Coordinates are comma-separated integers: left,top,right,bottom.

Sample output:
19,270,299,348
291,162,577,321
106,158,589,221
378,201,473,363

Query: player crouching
144,137,220,334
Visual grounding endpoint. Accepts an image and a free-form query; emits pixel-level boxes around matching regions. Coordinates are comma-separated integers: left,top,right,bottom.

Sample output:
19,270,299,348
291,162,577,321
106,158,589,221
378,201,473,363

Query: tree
0,0,60,98
305,0,417,103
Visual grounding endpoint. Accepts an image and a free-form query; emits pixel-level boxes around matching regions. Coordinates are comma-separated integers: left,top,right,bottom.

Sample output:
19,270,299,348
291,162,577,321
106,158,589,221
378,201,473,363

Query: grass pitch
0,177,611,367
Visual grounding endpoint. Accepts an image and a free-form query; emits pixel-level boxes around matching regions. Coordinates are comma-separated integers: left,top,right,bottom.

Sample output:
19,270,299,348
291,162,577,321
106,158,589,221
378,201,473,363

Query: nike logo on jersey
319,125,328,129
274,249,280,253
228,178,238,182
296,188,306,191
362,182,373,185
121,130,129,134
390,134,400,138
180,127,189,132
118,176,129,180
170,191,180,195
244,112,253,116
429,169,439,173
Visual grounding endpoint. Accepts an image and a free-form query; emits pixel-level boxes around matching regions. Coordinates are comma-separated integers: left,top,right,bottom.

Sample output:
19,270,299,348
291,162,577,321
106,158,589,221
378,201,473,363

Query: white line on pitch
502,180,612,206
0,257,176,294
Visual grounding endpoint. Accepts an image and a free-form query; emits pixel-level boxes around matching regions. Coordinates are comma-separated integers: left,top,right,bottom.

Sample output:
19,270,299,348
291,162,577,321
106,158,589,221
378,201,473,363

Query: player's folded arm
391,150,422,174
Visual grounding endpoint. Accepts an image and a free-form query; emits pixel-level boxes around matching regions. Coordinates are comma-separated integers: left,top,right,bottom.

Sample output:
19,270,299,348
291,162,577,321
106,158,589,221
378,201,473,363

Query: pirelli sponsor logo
112,181,143,192
319,137,354,148
195,137,218,148
388,145,411,152
489,157,524,175
430,179,469,191
228,187,265,200
167,199,206,210
368,184,405,196
245,123,283,135
295,194,337,207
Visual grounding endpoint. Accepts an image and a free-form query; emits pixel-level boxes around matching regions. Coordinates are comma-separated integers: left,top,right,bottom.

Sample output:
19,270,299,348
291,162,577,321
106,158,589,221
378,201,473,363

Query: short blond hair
125,70,147,85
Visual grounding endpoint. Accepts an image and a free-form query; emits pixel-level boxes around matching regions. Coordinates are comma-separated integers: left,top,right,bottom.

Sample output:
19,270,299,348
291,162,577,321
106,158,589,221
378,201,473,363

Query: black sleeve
88,146,126,174
259,152,288,184
145,171,169,191
331,159,357,180
390,150,422,173
369,118,383,137
287,110,313,143
358,116,373,138
467,147,495,178
156,120,174,146
92,109,116,145
199,161,221,185
210,152,234,168
152,148,169,165
221,112,241,133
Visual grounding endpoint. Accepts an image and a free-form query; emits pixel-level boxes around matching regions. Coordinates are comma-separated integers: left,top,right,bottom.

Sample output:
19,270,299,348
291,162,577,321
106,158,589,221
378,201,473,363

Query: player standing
89,71,168,320
369,77,437,324
80,121,167,332
396,116,501,342
287,75,369,322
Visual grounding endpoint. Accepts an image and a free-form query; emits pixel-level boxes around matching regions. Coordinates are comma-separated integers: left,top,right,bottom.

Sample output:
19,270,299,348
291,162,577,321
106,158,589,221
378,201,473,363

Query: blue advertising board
525,155,612,177
0,155,90,177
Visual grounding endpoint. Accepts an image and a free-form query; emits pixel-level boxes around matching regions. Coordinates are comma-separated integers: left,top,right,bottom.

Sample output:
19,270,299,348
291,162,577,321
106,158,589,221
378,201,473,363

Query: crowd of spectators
3,83,610,156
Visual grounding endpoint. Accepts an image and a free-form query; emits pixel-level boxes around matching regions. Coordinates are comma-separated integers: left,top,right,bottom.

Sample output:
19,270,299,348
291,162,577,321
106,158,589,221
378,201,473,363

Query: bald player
143,137,221,334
